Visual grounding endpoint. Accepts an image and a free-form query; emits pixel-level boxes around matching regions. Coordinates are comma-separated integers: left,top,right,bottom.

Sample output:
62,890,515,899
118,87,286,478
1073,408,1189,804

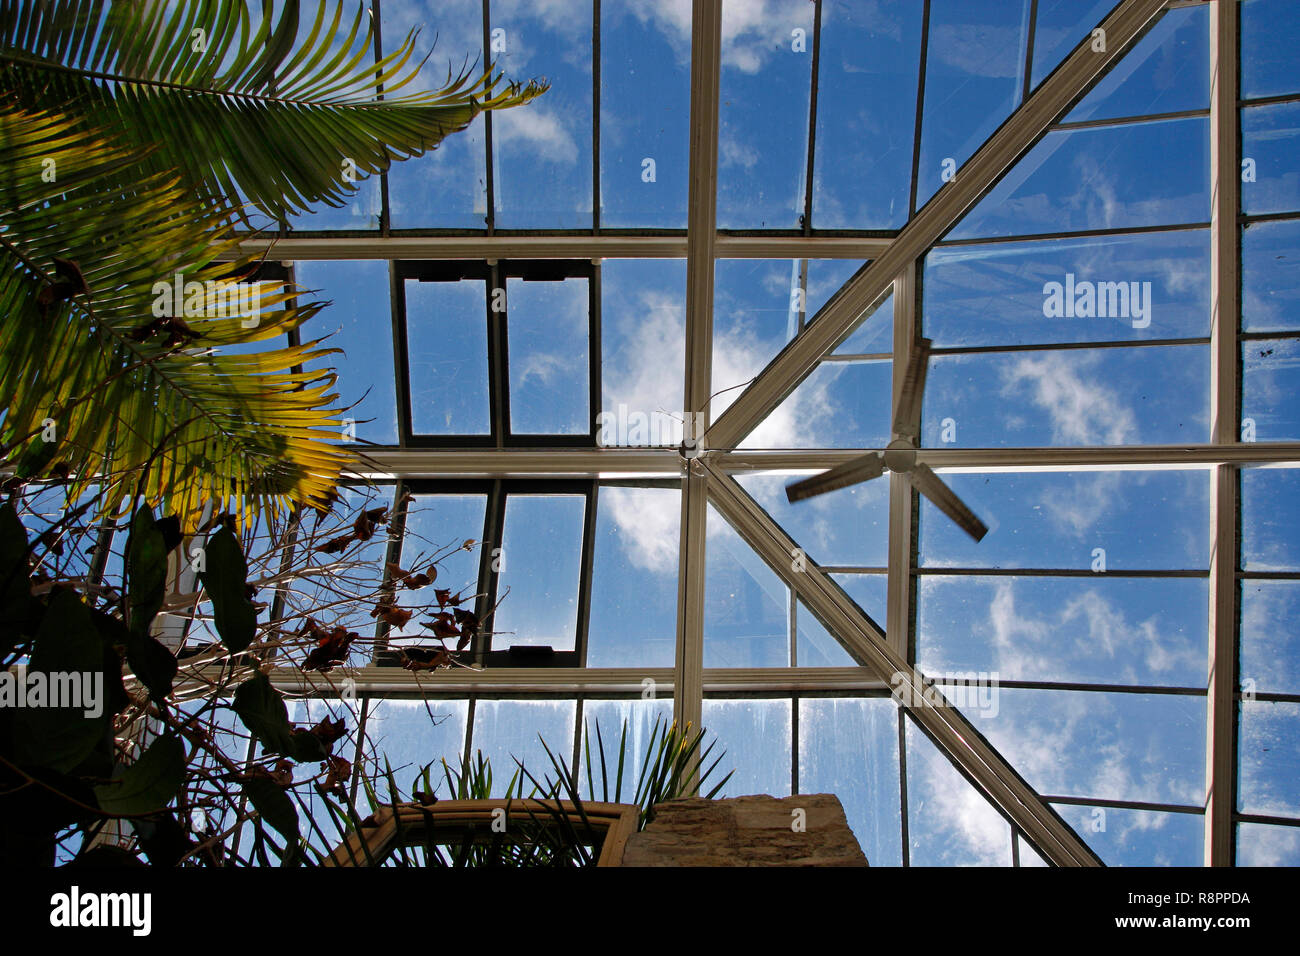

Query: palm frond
0,104,353,528
0,0,548,222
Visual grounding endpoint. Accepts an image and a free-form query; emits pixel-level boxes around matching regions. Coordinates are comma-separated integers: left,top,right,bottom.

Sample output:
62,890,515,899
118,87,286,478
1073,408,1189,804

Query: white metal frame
217,0,1298,867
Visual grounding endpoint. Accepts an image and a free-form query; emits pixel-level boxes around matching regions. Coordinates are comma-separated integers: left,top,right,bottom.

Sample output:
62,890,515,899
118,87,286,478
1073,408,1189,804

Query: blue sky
207,0,1300,865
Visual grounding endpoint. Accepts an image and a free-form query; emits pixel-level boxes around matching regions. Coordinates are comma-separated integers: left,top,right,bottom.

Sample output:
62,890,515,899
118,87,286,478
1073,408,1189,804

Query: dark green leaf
125,505,167,638
15,589,110,772
242,776,299,845
198,524,257,653
93,732,186,816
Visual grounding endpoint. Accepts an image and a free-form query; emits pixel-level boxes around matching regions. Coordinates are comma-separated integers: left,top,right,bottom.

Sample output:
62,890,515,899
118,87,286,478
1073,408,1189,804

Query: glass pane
1241,0,1300,99
1241,580,1300,695
469,699,577,795
924,230,1211,347
955,688,1206,805
405,279,490,435
795,598,855,668
579,698,677,799
1052,804,1203,866
491,0,593,228
587,486,679,667
297,260,397,444
599,0,689,227
831,572,889,626
387,493,488,646
1242,337,1300,441
919,470,1209,571
716,0,814,229
1242,102,1300,216
383,0,487,229
364,698,470,803
826,278,890,355
917,575,1207,687
493,495,586,652
923,345,1210,446
1028,0,1112,92
1056,5,1208,123
916,0,1032,209
712,260,803,421
1238,700,1300,819
1242,219,1300,333
1241,468,1300,571
700,698,792,797
1017,833,1049,867
740,359,893,449
799,697,901,866
734,472,889,568
705,505,789,668
600,259,686,447
949,117,1209,241
506,278,589,435
1237,822,1300,866
812,0,922,229
906,716,1013,866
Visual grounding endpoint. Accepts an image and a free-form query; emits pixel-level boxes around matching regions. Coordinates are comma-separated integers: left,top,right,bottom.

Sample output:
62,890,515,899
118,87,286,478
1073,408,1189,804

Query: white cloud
492,107,578,164
1001,352,1138,446
603,487,680,576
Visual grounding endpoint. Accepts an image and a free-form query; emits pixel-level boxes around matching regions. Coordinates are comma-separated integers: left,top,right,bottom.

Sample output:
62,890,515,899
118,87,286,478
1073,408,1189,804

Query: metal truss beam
216,666,888,699
704,0,1171,451
231,233,892,263
1205,0,1240,868
722,443,1300,474
705,462,1102,866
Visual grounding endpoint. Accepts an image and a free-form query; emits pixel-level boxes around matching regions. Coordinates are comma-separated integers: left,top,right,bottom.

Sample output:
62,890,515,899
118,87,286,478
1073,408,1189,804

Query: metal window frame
181,0,1300,868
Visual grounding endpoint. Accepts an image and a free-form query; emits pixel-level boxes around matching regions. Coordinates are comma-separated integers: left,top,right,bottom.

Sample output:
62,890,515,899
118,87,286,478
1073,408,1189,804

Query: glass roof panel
1237,822,1300,866
492,494,586,651
811,0,922,229
1243,338,1300,442
952,687,1206,805
915,0,1032,210
905,716,1013,866
917,575,1207,687
1242,219,1300,334
1240,580,1300,696
948,117,1209,241
923,345,1210,447
586,486,680,668
924,230,1210,347
364,698,471,801
1241,468,1300,572
382,0,488,229
705,504,789,668
405,278,491,436
1241,0,1300,100
491,0,594,228
600,259,686,447
1057,4,1208,123
470,699,577,795
599,0,690,227
1052,803,1203,866
701,697,792,797
1241,101,1300,217
1237,700,1300,819
918,470,1209,571
716,0,814,229
297,260,398,445
799,696,902,866
506,277,590,435
734,472,889,568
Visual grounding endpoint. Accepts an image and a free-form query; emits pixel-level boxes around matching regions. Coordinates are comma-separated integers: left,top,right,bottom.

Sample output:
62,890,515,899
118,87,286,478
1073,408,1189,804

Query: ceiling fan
784,336,989,542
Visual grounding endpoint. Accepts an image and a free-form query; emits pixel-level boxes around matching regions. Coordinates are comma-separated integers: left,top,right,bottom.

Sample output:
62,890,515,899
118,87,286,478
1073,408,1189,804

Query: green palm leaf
0,0,547,223
0,104,351,528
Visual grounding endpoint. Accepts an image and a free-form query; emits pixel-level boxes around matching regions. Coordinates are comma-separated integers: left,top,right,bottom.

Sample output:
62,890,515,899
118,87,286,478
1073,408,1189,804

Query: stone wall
619,793,868,866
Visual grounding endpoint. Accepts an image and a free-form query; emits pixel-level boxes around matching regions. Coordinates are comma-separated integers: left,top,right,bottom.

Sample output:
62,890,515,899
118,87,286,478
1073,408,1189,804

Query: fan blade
892,337,932,440
906,462,988,541
785,453,886,503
